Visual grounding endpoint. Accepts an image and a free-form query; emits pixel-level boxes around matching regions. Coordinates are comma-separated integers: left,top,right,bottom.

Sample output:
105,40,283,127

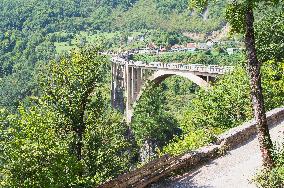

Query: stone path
153,120,284,188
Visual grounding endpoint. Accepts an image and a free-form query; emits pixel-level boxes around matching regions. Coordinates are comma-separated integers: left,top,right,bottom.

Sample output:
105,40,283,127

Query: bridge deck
111,57,234,75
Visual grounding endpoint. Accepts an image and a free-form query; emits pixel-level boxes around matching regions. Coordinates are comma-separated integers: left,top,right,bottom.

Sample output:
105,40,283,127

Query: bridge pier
111,62,125,113
126,65,132,122
111,62,117,107
125,66,144,123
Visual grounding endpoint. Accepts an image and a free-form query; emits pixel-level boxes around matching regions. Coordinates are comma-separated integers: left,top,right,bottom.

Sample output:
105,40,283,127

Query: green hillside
0,0,227,111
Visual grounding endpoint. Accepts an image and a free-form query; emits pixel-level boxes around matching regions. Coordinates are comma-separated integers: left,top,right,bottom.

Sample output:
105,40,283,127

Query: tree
242,2,274,168
0,47,132,186
131,83,180,162
40,47,108,163
189,0,282,168
255,5,284,62
0,105,82,187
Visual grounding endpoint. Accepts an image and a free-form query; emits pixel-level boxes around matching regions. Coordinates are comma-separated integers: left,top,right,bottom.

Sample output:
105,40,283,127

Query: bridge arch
127,70,211,122
148,70,210,88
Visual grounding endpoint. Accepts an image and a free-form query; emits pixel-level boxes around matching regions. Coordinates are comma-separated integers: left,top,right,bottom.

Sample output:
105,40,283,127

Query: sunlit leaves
189,0,283,34
261,60,284,110
163,60,284,156
255,8,284,62
131,82,180,151
39,47,108,126
189,0,209,11
0,105,80,187
225,3,247,34
0,47,132,187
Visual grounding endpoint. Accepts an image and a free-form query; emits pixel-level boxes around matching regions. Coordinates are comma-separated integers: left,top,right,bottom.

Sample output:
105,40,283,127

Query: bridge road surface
152,120,284,188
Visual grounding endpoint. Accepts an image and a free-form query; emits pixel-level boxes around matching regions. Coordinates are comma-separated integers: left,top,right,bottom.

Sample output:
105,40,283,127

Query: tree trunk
76,128,83,161
244,5,274,168
76,122,85,177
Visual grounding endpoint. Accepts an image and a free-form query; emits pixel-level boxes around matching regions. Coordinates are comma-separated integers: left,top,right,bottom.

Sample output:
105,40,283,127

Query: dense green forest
0,0,228,112
0,0,284,187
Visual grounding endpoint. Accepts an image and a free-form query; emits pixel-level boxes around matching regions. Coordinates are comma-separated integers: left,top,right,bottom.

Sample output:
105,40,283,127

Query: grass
54,31,144,53
54,42,75,54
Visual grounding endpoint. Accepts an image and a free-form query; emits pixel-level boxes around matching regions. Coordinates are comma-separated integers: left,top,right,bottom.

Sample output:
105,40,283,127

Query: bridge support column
111,63,125,113
131,67,135,104
111,62,116,107
125,67,144,123
126,64,133,123
136,68,142,98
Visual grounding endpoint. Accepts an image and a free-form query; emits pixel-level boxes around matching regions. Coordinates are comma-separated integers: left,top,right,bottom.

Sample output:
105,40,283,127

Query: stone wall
98,107,284,188
217,107,284,149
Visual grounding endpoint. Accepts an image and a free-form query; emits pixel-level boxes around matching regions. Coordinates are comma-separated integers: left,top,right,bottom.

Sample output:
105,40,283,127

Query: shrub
254,146,284,188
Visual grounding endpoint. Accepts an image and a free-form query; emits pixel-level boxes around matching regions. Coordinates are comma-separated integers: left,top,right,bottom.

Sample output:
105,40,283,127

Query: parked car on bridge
190,64,205,71
134,61,146,66
149,62,163,67
208,65,224,73
169,63,183,69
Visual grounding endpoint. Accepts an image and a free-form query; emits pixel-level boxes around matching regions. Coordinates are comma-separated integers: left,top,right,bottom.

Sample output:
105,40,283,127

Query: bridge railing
111,57,234,74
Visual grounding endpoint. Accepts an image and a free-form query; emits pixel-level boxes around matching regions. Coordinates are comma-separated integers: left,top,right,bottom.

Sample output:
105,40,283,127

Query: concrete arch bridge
111,56,234,122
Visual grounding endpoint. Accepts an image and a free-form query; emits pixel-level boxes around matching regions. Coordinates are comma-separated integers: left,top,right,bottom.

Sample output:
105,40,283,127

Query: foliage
0,0,283,112
181,67,251,131
254,61,284,188
155,0,188,14
0,65,38,112
261,60,284,111
132,51,244,66
147,31,192,47
189,0,283,169
82,109,131,185
0,104,130,187
162,77,198,122
189,0,282,35
255,5,284,62
162,66,251,155
0,0,283,186
254,146,284,188
131,83,180,154
162,60,284,156
0,0,228,111
0,48,132,187
0,105,80,187
162,129,212,155
39,47,109,160
112,0,224,32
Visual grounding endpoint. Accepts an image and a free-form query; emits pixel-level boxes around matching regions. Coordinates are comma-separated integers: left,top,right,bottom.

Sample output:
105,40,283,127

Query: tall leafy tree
0,47,132,186
131,83,180,162
189,0,283,168
255,5,284,62
39,47,108,162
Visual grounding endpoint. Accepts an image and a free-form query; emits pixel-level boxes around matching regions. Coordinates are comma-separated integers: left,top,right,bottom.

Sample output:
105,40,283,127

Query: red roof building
186,43,197,48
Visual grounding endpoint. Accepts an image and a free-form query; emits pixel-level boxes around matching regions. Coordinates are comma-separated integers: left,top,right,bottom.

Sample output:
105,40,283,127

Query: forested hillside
0,0,228,112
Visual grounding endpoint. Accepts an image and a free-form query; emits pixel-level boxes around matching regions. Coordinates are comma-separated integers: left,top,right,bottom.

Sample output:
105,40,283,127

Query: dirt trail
154,120,284,188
